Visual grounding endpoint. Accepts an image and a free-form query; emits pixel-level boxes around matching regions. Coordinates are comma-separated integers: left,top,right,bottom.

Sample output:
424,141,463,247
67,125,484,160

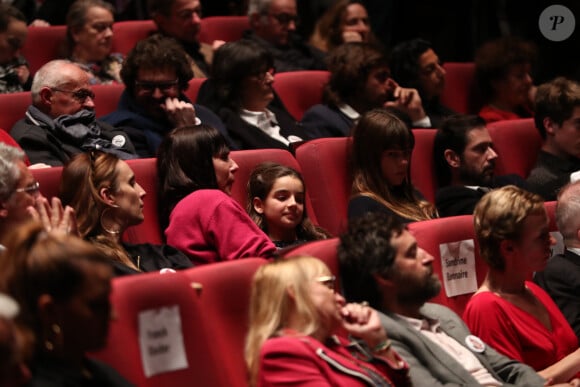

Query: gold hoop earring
100,206,121,235
44,323,62,352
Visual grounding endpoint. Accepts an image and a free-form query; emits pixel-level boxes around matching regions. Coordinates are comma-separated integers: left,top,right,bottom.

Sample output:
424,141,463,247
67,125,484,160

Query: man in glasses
337,212,545,386
102,34,228,158
0,4,31,94
246,0,326,72
10,60,137,166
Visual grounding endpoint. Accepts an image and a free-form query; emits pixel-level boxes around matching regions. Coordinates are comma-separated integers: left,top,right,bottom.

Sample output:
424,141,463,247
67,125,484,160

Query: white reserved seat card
139,305,188,377
439,239,478,297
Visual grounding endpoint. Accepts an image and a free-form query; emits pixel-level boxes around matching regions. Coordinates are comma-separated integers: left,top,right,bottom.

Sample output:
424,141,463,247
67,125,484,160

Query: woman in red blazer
245,256,410,386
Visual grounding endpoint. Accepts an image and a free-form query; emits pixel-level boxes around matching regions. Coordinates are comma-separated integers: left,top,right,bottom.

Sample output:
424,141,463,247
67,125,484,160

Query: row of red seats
22,17,250,74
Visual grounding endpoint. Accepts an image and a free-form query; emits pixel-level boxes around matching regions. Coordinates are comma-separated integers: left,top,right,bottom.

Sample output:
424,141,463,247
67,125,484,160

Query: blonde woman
245,256,410,386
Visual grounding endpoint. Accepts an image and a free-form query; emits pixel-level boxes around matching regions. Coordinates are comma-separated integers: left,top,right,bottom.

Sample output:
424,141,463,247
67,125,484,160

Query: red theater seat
112,19,157,54
440,62,479,114
183,78,206,103
283,238,340,284
408,215,486,316
93,83,125,118
198,16,249,44
31,165,63,199
0,91,31,132
411,129,437,203
22,25,66,75
273,71,330,120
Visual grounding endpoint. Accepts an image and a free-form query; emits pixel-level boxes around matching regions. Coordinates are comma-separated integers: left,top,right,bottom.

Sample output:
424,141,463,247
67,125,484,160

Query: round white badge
539,5,575,42
112,135,126,147
465,335,486,353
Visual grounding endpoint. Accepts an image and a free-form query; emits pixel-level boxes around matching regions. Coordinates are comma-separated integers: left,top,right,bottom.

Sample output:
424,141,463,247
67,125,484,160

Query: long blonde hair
245,256,330,386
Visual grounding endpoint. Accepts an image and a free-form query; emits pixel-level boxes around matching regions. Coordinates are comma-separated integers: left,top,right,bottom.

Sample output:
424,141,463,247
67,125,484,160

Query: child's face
254,175,305,237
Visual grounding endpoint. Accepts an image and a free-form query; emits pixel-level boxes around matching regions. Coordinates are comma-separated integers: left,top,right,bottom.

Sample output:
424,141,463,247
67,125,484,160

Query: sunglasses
51,88,95,102
268,13,299,25
15,181,40,196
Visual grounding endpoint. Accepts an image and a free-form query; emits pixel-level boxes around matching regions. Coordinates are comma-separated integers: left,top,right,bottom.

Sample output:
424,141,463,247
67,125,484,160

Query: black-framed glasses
315,275,336,291
51,88,95,102
15,181,40,196
268,12,299,25
135,79,179,94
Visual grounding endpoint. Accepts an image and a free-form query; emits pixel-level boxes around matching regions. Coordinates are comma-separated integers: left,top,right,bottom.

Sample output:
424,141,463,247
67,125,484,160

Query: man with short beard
433,114,527,217
338,213,545,386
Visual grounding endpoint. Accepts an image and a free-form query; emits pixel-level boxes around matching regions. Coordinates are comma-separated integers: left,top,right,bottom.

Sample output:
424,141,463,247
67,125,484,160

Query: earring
100,206,121,235
44,323,62,351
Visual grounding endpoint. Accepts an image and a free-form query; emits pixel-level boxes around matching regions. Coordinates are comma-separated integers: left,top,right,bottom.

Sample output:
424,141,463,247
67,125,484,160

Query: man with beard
433,114,527,217
337,212,545,386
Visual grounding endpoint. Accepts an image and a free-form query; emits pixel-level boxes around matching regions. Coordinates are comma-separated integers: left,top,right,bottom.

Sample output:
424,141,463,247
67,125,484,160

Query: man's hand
161,97,200,127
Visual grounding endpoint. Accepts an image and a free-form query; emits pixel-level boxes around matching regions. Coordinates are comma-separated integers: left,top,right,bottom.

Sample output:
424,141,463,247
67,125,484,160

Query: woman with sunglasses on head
246,256,410,386
60,150,193,276
199,39,310,150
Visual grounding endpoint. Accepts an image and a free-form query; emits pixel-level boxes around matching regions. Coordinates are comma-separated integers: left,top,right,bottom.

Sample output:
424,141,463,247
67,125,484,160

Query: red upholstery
22,26,66,75
124,158,163,245
111,20,157,55
440,62,479,114
198,16,250,44
90,271,203,387
272,71,330,120
0,91,30,132
545,200,558,230
183,78,206,103
487,118,542,178
411,129,437,203
182,258,268,387
230,148,318,225
295,137,351,236
283,238,340,283
93,83,125,118
31,166,63,199
408,215,487,316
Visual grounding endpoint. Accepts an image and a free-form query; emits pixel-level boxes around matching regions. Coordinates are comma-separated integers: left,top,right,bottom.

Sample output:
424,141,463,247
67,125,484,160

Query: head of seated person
475,37,537,122
65,0,121,84
120,34,194,123
148,0,203,46
350,108,437,222
309,0,378,53
0,293,30,387
248,0,299,47
0,4,29,94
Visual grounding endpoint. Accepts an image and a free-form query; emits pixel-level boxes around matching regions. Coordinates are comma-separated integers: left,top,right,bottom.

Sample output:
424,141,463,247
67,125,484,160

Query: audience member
0,293,30,387
338,212,546,386
527,77,580,201
66,0,123,85
60,151,192,276
0,4,30,94
202,40,309,150
245,0,326,72
434,114,527,217
350,108,437,223
148,0,214,78
247,162,330,248
157,125,276,264
475,37,536,123
10,60,137,166
0,222,132,386
245,255,410,386
464,186,580,384
101,34,228,158
390,38,454,128
301,43,429,138
536,181,580,343
309,0,379,53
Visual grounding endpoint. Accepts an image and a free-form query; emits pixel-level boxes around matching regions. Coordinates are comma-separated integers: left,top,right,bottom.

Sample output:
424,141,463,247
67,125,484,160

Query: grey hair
30,59,75,105
556,182,580,245
247,0,273,16
66,0,115,50
0,144,26,202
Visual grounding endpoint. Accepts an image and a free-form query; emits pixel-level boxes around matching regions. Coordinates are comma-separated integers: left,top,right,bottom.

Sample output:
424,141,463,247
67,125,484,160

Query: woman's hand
340,303,387,349
28,197,79,237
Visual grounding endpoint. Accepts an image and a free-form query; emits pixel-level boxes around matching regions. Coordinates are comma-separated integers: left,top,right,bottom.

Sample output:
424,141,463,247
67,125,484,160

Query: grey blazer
381,303,545,386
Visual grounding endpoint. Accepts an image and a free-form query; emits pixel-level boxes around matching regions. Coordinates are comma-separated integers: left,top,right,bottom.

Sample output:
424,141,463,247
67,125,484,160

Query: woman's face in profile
110,160,146,227
380,148,412,186
306,270,345,335
240,67,275,111
71,6,114,62
341,3,370,43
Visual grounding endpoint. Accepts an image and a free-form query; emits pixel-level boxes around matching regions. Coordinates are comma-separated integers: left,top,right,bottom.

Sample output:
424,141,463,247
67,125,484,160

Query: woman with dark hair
0,4,30,94
247,162,331,248
157,125,276,264
0,221,131,386
309,0,379,53
202,40,310,150
65,0,123,85
60,150,192,276
349,108,437,223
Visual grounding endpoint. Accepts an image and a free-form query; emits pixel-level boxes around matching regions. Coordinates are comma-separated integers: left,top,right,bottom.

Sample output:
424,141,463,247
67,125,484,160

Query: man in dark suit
433,114,527,217
338,213,544,386
535,181,580,342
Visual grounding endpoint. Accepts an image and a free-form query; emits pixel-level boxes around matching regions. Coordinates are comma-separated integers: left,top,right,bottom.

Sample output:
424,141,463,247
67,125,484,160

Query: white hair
247,0,273,16
0,293,18,319
30,59,75,105
556,182,580,245
0,143,25,201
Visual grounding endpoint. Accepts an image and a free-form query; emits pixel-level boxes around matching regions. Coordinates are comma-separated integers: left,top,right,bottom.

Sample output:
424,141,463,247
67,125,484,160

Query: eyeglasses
252,68,276,83
51,88,95,102
315,275,336,291
135,79,179,94
15,181,40,196
268,13,299,25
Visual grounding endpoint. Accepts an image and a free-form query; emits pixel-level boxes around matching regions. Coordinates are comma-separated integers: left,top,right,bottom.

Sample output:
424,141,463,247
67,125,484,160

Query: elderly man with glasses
101,34,229,158
10,60,137,166
245,0,326,72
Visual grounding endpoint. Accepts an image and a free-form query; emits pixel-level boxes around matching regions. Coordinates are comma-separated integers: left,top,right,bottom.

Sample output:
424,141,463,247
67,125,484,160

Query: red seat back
22,26,67,75
272,71,330,120
408,215,486,316
295,137,351,236
487,118,542,178
0,91,31,132
411,129,437,203
32,166,63,199
283,238,340,284
111,20,157,54
93,83,125,118
440,62,479,114
230,148,319,226
198,16,250,44
183,78,206,103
